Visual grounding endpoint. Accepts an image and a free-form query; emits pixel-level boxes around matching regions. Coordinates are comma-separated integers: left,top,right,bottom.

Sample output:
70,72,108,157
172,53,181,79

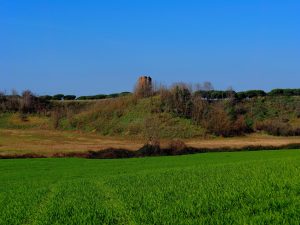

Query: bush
232,116,252,135
255,120,299,136
137,143,161,156
203,103,232,137
51,109,64,129
88,149,135,159
64,95,76,100
167,139,187,154
161,83,192,118
19,113,28,122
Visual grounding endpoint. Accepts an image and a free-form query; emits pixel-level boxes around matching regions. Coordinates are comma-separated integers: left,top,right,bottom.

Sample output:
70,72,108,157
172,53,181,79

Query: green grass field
1,150,300,224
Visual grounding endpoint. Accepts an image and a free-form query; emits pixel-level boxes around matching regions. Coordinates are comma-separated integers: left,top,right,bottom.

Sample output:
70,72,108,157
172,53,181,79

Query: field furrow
1,150,300,224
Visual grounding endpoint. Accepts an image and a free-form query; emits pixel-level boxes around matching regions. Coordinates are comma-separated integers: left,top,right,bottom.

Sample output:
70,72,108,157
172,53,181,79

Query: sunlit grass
1,150,300,224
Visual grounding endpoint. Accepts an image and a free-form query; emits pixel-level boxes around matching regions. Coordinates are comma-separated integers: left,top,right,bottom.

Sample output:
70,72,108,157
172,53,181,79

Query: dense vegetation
1,83,300,139
1,150,300,224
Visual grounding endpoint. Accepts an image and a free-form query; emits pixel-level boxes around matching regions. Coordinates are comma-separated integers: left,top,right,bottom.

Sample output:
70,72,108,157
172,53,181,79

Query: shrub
191,94,208,124
51,109,64,129
161,83,193,118
167,139,187,154
19,113,28,122
137,143,161,156
64,95,76,100
255,120,296,136
203,103,232,137
88,149,135,159
232,116,252,135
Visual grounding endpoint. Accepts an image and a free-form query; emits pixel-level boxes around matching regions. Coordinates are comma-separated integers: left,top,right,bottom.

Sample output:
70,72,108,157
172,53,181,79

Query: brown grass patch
0,129,300,158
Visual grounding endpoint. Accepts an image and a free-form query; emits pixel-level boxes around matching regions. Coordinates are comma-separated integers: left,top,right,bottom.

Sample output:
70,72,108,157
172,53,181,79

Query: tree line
37,92,132,101
192,88,300,100
0,90,51,114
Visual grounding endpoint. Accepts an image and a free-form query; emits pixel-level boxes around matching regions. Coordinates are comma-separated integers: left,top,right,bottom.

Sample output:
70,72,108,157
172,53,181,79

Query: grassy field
1,128,300,156
1,150,300,224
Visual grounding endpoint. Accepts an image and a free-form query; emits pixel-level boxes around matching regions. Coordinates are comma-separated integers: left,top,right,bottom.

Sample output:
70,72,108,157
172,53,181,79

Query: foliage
63,95,76,100
52,94,64,100
268,88,300,97
255,120,300,136
0,86,299,138
77,92,131,100
237,90,267,99
161,83,193,118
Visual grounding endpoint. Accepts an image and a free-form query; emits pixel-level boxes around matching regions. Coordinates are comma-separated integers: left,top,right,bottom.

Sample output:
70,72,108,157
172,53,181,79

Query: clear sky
1,0,299,96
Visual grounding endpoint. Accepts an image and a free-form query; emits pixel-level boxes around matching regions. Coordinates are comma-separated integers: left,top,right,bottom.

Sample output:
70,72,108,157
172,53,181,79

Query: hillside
0,94,299,139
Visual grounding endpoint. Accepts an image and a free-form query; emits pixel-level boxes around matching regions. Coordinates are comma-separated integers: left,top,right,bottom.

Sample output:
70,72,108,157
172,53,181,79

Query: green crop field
1,150,300,224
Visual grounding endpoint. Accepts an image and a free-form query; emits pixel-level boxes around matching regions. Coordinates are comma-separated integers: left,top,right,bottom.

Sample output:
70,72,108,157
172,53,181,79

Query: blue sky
0,0,299,96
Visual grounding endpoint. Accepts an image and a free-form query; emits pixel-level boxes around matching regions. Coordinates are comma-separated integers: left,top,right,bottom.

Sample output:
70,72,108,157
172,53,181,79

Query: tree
39,95,53,101
203,103,232,137
170,83,193,117
191,93,208,124
21,90,34,113
64,95,76,100
203,81,214,91
52,94,64,100
7,89,20,112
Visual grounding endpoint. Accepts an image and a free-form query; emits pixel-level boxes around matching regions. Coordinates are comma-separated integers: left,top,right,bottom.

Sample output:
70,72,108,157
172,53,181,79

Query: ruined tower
135,76,153,98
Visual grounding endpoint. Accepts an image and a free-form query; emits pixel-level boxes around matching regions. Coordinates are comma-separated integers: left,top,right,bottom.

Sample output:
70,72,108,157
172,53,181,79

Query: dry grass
0,129,142,156
1,129,300,157
185,134,300,149
10,113,50,127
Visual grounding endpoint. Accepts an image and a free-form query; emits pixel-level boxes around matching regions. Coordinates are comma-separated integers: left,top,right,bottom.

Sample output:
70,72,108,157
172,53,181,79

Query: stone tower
135,76,153,97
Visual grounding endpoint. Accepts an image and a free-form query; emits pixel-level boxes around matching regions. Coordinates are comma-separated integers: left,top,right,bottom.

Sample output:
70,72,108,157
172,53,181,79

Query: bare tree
194,83,203,92
203,81,214,91
170,83,192,117
21,90,34,113
0,91,6,112
191,94,208,125
203,102,232,137
7,89,20,111
226,86,236,100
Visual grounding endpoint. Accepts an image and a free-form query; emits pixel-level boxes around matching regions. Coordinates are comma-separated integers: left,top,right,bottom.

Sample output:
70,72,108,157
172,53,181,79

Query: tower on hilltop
135,76,153,98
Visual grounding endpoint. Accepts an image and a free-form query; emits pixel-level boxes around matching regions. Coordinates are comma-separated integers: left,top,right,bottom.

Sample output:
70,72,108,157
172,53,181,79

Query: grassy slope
1,150,300,224
65,96,204,138
0,97,204,139
240,96,300,127
0,96,299,139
